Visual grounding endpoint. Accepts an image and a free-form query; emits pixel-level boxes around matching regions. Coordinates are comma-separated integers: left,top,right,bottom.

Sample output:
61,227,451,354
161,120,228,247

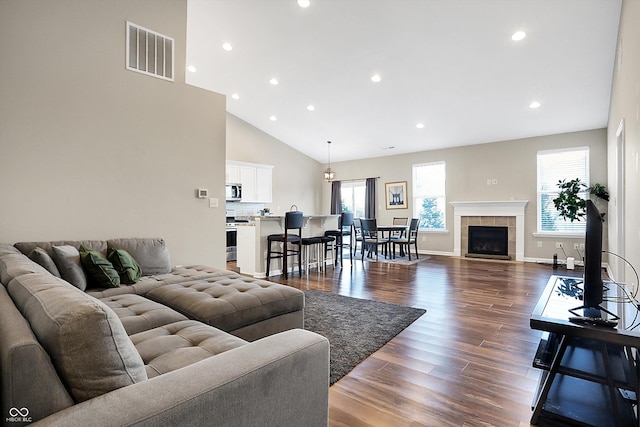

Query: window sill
419,229,449,235
532,232,585,239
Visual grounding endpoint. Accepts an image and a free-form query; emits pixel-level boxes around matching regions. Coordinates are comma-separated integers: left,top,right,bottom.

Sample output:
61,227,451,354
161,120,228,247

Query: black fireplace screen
468,226,508,256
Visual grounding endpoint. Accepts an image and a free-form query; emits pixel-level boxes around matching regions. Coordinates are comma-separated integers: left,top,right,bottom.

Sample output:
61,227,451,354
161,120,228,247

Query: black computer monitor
581,199,604,317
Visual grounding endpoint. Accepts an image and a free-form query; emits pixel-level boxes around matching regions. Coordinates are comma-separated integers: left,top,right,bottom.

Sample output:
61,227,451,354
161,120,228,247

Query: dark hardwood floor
231,255,583,427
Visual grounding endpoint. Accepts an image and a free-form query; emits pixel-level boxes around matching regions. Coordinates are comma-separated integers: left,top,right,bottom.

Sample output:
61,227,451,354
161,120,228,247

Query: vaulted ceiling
185,0,622,163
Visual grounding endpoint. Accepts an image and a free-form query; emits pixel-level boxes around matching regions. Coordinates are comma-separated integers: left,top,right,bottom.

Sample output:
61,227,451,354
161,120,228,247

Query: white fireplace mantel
450,200,528,261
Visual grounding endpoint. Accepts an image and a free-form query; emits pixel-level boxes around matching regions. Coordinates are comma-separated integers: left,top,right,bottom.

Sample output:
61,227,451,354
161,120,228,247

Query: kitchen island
236,215,339,278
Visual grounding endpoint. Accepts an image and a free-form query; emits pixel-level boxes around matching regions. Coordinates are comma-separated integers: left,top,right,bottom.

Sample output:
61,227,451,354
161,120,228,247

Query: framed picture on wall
385,181,407,209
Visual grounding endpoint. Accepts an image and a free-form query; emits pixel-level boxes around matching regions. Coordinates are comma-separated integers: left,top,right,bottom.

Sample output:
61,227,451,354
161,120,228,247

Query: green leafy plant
553,178,609,222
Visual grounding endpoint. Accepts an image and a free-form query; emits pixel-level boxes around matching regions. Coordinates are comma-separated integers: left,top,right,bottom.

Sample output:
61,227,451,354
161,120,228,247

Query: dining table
376,224,409,258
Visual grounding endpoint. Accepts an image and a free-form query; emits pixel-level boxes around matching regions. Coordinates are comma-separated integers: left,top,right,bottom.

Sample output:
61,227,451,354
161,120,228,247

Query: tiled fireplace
450,200,528,261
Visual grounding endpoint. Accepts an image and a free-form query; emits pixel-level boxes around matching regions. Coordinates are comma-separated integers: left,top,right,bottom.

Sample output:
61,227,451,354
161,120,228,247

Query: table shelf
530,275,640,426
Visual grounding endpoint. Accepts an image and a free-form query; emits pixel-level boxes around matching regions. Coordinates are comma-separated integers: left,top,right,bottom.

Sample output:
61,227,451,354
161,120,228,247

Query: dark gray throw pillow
107,248,142,284
28,247,61,277
51,245,88,291
79,246,120,289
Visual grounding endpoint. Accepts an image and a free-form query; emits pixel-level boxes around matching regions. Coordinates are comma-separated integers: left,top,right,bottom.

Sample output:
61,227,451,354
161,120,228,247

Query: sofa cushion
0,285,74,421
100,294,189,335
28,247,61,277
79,245,120,288
129,320,247,378
51,245,88,291
107,248,142,284
7,272,147,402
85,265,239,299
0,244,51,285
107,238,171,276
145,275,305,332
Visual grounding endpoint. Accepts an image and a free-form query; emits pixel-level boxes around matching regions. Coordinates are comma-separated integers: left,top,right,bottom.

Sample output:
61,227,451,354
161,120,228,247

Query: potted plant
553,178,609,222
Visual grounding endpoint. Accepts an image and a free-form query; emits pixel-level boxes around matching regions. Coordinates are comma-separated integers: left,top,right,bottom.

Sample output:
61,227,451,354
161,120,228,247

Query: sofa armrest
34,329,329,427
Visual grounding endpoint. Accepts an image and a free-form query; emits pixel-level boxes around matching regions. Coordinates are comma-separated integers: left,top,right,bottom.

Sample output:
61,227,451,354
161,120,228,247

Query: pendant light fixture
323,140,335,182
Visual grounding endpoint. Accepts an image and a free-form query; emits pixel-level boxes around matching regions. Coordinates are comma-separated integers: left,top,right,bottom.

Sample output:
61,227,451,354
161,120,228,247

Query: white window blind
413,162,446,230
537,147,589,233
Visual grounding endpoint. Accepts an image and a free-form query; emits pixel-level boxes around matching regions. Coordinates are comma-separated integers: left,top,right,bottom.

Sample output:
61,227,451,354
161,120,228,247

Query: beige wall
0,0,227,267
608,0,640,291
226,113,323,216
322,129,607,259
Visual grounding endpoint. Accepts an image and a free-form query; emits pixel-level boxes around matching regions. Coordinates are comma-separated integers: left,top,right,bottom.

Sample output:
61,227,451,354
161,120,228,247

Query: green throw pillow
79,245,120,288
107,248,142,284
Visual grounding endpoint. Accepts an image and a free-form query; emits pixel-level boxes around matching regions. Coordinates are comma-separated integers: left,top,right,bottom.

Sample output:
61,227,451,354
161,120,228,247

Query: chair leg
282,241,288,279
266,241,272,277
297,243,302,277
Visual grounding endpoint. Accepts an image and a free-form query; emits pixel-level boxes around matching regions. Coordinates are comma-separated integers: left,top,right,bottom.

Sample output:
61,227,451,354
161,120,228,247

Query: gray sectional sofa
0,238,329,426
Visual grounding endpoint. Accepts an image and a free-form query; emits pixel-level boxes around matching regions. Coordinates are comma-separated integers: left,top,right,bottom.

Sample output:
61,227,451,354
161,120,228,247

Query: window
341,181,366,217
537,147,589,233
413,162,446,230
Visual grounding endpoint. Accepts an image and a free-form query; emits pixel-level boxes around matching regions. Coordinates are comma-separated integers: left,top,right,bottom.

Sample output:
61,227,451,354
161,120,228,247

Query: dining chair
266,211,303,278
390,217,409,242
351,218,364,258
392,218,420,260
360,218,388,260
324,212,354,265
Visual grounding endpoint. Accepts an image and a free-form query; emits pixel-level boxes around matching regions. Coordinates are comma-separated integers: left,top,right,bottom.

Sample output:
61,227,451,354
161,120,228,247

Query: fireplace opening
467,225,510,260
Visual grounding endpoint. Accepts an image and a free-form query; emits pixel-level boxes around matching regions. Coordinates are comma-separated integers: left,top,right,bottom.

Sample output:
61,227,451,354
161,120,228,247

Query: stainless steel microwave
225,183,242,201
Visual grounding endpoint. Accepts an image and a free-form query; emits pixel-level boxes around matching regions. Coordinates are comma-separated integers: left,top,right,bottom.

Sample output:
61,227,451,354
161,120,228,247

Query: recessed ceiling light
269,78,279,85
371,74,382,83
269,115,277,121
222,43,233,51
512,31,526,41
297,0,310,7
416,123,425,129
307,105,315,111
231,93,240,100
529,101,541,109
187,65,197,73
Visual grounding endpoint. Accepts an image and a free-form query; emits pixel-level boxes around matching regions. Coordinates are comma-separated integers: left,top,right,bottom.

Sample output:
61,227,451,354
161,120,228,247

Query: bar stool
324,212,354,265
299,235,335,273
266,211,303,279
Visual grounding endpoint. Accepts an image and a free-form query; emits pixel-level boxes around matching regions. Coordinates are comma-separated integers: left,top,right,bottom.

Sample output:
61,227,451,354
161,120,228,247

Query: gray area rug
303,290,426,385
369,255,430,265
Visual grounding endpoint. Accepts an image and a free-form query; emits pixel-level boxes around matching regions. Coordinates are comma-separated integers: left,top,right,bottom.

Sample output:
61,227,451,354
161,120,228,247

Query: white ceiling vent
126,21,174,82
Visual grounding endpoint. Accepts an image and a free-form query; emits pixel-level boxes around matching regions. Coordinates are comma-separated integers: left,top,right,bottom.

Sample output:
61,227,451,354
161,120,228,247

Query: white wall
0,0,228,267
322,129,607,259
608,0,640,295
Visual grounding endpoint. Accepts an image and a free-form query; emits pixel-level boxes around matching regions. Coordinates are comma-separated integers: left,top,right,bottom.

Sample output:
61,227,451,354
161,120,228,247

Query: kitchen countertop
251,214,338,220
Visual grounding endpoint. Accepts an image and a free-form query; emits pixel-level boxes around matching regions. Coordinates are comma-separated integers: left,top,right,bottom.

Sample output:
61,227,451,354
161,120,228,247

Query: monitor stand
568,304,619,320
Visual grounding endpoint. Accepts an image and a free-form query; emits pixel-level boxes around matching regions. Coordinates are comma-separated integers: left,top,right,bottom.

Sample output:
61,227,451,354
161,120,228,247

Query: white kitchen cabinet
226,163,240,184
226,161,273,203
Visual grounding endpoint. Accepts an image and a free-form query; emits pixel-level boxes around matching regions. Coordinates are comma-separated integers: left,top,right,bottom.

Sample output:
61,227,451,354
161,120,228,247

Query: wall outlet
422,236,426,242
573,243,579,250
555,242,563,248
209,197,218,208
537,241,543,248
579,243,585,250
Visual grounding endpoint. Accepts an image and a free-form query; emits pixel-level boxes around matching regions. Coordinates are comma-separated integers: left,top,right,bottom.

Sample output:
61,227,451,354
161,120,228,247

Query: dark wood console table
530,275,640,426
